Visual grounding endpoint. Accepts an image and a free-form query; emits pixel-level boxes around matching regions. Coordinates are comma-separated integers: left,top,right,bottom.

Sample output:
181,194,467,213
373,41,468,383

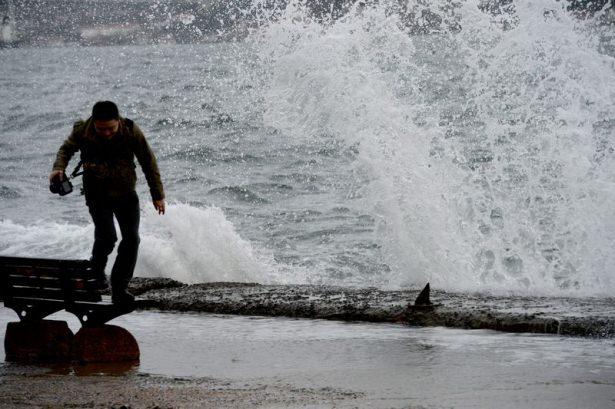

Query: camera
50,174,73,196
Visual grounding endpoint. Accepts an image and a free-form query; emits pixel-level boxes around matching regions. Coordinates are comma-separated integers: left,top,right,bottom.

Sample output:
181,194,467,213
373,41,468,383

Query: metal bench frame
0,256,133,327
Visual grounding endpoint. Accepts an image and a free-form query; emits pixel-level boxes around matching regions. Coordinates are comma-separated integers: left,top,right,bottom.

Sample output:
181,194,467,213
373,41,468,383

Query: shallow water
1,308,614,409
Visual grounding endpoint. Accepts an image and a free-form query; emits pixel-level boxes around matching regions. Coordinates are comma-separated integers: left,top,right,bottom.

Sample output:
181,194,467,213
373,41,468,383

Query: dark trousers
88,191,140,292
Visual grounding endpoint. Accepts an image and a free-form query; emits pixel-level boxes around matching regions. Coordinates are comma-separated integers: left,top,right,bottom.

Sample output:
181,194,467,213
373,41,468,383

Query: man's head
92,101,120,138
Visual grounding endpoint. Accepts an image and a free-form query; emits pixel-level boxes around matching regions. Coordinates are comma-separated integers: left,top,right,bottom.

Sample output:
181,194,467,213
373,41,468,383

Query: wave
248,0,615,295
0,203,281,285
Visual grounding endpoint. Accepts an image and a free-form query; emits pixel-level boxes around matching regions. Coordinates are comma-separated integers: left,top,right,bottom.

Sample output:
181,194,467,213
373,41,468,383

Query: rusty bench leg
4,320,74,362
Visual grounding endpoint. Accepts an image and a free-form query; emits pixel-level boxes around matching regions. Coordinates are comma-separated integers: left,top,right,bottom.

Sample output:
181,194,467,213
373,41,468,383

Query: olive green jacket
53,117,165,201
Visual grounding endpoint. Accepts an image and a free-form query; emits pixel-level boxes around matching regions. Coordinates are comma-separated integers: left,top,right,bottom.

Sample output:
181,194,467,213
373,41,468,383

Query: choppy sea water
1,0,615,295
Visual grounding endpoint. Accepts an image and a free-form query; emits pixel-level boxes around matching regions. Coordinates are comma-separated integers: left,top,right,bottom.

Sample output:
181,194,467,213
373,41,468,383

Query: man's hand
49,170,64,183
153,199,165,215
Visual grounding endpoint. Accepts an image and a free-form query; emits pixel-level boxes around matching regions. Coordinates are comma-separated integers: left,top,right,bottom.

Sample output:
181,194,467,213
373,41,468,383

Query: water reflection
0,360,138,377
44,361,139,376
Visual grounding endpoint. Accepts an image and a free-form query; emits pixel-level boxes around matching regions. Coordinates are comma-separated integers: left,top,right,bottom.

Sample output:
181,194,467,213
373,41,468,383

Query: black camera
50,174,73,196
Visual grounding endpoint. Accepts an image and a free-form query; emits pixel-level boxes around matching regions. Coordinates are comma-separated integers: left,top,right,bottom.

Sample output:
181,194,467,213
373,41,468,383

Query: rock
73,325,139,363
132,279,615,337
4,320,74,362
128,277,185,296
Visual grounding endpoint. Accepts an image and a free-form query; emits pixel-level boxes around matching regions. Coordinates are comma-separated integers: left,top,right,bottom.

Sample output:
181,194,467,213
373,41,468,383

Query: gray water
1,1,615,295
0,41,385,286
1,308,615,408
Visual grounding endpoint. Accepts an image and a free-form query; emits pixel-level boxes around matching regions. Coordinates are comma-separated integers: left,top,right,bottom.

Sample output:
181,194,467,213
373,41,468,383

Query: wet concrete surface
128,278,615,337
2,308,615,408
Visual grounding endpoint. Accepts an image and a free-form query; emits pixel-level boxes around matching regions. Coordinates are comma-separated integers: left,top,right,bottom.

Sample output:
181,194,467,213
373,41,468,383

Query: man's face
94,119,120,139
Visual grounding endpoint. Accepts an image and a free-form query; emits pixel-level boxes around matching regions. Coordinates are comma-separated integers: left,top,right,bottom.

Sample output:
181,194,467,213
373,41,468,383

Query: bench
0,256,134,327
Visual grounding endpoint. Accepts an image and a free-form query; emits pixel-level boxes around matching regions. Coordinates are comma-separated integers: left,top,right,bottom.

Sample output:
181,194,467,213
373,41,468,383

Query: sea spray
138,203,278,283
248,0,615,294
440,1,615,293
0,204,280,284
0,220,92,259
250,2,473,289
1,0,613,295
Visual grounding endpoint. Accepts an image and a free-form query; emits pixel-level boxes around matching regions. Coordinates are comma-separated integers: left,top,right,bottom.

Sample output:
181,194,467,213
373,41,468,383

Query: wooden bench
0,256,134,327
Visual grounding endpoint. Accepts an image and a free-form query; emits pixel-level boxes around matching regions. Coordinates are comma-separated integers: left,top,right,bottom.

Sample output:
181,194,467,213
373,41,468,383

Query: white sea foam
0,204,279,284
0,219,93,259
250,0,615,294
138,203,277,283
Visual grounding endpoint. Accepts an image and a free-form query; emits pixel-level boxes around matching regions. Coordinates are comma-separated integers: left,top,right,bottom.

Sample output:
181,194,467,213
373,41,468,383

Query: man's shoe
112,289,135,305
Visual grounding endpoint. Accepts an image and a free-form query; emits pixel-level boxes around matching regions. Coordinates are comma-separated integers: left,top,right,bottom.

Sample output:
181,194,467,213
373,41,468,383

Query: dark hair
92,101,120,121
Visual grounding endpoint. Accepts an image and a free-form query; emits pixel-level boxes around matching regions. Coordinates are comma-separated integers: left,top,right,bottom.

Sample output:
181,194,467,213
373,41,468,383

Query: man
49,101,165,304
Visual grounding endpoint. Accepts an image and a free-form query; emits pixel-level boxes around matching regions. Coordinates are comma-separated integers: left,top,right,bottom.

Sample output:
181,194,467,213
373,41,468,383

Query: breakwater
128,278,615,337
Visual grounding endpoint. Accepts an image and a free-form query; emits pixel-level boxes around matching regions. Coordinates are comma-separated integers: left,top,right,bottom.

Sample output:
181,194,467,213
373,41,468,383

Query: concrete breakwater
128,278,615,338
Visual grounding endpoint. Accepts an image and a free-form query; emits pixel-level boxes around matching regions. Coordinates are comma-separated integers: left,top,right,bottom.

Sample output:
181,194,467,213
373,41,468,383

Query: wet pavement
2,307,615,408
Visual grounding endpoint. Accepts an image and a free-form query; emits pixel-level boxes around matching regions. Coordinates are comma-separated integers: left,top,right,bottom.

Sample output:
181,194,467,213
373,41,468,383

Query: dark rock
73,325,140,363
129,278,615,338
129,277,186,296
4,320,74,362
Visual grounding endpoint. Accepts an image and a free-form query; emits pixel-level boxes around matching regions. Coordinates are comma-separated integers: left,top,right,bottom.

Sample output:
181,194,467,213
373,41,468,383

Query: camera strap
70,161,83,178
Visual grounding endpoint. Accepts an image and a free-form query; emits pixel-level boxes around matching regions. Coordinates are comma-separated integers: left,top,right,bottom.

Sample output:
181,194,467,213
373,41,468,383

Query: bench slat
2,265,96,280
6,297,65,305
10,286,101,302
0,256,90,269
7,276,99,293
8,275,62,289
9,286,63,301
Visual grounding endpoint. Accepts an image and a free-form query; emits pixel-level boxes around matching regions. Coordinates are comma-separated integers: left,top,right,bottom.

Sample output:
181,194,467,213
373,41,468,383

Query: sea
1,0,615,296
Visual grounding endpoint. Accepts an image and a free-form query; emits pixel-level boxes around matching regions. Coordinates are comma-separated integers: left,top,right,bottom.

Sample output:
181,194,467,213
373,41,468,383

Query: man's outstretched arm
133,124,165,214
